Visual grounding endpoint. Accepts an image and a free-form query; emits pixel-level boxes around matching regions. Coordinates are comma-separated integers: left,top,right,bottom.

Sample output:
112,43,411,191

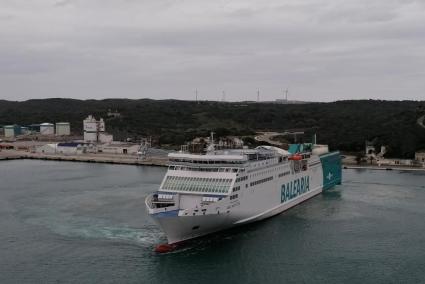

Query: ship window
161,175,233,194
249,176,274,187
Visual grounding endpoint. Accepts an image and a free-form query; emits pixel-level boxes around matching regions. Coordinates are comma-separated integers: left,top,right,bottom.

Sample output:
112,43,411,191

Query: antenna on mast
222,90,226,102
285,88,289,101
257,89,260,102
195,88,198,102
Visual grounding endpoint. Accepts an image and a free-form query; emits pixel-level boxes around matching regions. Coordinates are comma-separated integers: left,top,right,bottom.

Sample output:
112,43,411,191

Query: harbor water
0,160,424,283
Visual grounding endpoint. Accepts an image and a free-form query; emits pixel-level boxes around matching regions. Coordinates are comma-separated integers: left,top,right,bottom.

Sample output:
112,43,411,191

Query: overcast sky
1,0,424,102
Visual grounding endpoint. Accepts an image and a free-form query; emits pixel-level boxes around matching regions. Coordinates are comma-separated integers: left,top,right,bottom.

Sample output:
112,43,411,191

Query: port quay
0,148,168,167
0,115,169,166
2,141,425,171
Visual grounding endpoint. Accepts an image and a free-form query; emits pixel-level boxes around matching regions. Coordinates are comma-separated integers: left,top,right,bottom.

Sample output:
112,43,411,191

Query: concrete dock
0,150,168,167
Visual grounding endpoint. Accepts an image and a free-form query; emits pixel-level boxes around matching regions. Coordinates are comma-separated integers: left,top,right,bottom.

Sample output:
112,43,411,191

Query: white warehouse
56,122,71,136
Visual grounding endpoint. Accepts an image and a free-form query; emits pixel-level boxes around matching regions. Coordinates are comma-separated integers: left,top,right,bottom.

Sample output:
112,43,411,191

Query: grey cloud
0,0,424,101
54,0,73,7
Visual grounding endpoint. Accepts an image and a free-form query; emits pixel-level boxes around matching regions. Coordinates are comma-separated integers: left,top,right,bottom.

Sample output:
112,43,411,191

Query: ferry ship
145,139,341,245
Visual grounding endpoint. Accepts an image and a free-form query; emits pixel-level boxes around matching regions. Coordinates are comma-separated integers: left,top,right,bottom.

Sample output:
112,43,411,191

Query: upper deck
158,147,292,195
168,147,288,166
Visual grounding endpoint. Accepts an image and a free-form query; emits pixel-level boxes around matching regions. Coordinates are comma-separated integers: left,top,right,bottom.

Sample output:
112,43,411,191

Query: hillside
1,99,425,158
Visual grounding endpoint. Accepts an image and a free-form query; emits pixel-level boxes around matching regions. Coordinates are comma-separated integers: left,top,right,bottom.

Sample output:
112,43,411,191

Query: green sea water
0,160,424,284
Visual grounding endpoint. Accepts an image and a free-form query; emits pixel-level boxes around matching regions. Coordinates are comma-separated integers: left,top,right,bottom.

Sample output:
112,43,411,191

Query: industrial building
376,158,414,167
35,143,57,154
415,151,425,167
4,125,21,138
35,142,97,155
55,142,96,155
40,123,55,135
34,141,142,156
55,122,71,136
20,127,29,135
28,124,41,133
83,115,113,143
83,115,103,142
99,143,140,155
99,133,113,143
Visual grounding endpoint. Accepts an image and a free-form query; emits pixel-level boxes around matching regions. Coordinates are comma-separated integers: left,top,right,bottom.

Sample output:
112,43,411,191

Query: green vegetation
1,99,424,158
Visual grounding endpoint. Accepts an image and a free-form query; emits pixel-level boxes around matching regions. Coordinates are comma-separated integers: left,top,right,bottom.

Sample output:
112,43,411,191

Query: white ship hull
146,146,341,244
152,186,323,244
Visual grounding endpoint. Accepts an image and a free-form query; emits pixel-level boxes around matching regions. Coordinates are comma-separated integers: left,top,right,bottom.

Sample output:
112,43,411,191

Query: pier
0,150,168,167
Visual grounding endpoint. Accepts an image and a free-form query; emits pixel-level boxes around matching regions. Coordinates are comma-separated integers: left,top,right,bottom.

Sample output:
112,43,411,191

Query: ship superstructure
146,142,341,244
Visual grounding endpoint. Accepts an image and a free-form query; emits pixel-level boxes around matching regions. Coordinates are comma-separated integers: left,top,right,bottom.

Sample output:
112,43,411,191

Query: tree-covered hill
1,98,424,158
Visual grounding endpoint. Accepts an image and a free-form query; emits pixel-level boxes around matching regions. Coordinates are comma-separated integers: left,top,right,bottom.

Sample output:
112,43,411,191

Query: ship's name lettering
281,176,310,203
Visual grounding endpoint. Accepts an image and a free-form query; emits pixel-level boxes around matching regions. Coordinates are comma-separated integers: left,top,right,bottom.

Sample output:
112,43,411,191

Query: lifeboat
289,154,303,161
